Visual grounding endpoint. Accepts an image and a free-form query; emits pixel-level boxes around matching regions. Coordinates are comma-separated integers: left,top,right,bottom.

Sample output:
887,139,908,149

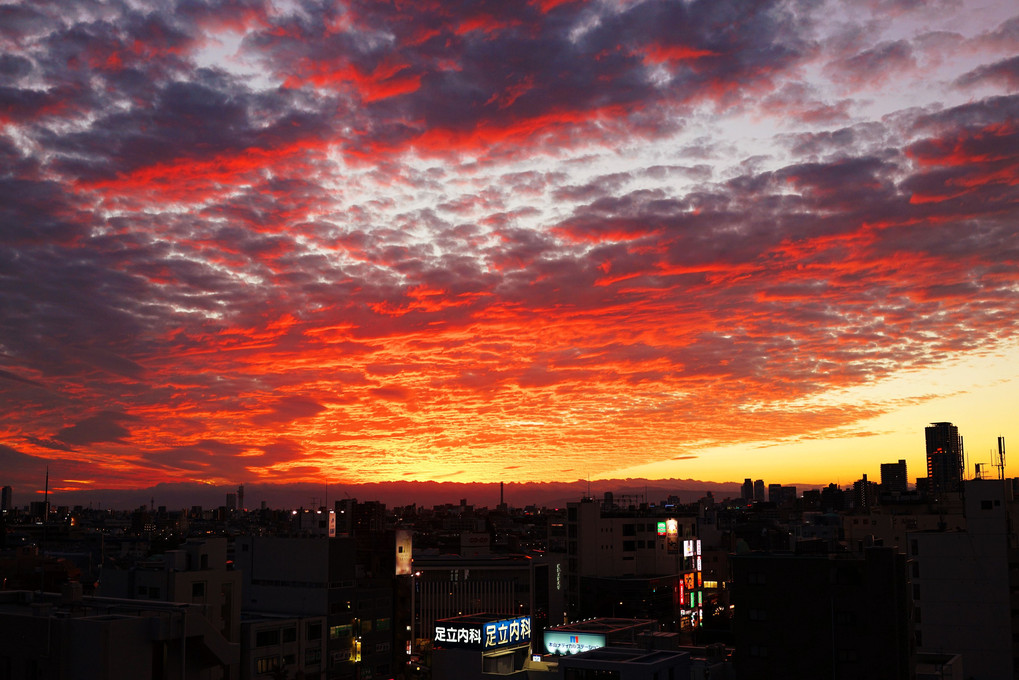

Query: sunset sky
2,0,1017,499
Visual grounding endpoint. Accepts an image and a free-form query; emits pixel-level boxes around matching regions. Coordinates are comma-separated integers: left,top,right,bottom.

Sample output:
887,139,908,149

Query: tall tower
926,422,963,499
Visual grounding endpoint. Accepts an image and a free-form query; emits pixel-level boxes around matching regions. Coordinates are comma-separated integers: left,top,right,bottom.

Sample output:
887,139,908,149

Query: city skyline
2,0,1018,496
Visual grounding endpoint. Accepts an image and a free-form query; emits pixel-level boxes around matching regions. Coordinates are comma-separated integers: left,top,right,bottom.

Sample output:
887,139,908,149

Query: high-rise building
767,484,796,506
753,480,765,503
1,486,11,512
853,474,878,510
926,422,964,499
741,479,753,502
880,459,908,494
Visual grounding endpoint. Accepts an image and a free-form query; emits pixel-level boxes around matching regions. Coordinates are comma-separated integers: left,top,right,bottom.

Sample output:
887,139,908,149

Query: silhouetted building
240,614,327,680
557,646,692,680
753,480,765,503
335,498,386,535
97,536,241,680
732,547,913,679
881,460,908,494
430,612,534,679
853,474,879,510
0,589,237,679
908,478,1015,678
926,422,963,499
768,485,796,506
235,534,401,680
565,498,702,630
1,486,11,512
820,483,846,511
741,479,753,502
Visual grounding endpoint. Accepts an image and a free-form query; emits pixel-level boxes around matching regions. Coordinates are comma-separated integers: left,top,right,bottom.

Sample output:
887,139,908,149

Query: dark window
256,630,280,647
192,582,205,598
282,627,297,643
307,622,322,640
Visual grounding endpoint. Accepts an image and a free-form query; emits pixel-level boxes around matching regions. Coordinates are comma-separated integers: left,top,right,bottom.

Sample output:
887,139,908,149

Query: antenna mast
996,436,1006,481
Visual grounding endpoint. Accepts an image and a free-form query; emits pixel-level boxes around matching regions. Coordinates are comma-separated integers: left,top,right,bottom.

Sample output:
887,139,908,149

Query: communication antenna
996,436,1006,481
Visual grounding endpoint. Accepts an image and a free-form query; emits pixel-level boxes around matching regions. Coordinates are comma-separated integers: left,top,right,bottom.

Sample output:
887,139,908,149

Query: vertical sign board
666,519,679,554
395,529,412,576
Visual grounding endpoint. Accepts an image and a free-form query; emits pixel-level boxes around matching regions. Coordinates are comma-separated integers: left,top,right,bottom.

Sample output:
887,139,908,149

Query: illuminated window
255,656,280,674
329,625,353,640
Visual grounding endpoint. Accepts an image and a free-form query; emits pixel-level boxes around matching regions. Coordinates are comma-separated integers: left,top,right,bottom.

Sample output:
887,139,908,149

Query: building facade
926,422,964,499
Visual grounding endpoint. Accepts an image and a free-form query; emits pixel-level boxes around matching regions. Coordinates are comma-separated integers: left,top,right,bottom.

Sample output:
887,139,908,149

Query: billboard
434,616,531,651
395,529,412,575
667,519,679,554
544,631,607,655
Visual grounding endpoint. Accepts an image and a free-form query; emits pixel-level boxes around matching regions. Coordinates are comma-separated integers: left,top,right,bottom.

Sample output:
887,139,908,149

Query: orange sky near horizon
1,0,1017,498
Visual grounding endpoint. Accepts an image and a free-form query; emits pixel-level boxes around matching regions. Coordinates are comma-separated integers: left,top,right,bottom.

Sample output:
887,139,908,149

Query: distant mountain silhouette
48,478,762,511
